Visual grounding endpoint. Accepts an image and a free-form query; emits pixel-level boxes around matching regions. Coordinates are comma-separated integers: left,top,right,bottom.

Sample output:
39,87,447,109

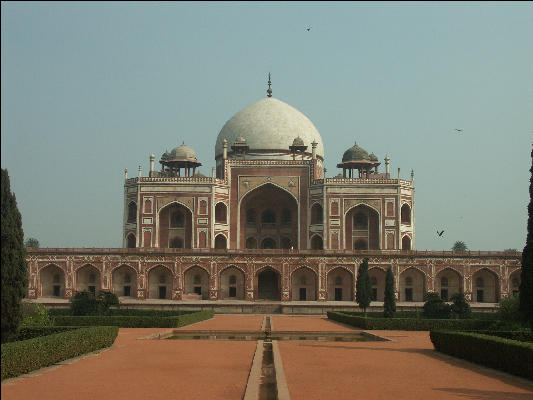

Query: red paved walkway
279,329,533,400
2,326,256,400
3,316,532,400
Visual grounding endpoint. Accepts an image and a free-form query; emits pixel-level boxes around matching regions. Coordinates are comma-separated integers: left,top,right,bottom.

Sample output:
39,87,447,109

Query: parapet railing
26,248,521,258
126,177,225,184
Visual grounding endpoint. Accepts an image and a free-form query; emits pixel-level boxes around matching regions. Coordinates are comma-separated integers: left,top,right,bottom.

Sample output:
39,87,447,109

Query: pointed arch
147,265,173,299
399,267,426,302
111,264,137,298
39,264,65,298
310,202,323,225
75,264,101,296
183,265,209,300
345,203,380,250
435,268,462,301
157,201,193,249
291,267,318,301
310,234,323,250
238,183,299,250
327,267,353,301
215,233,227,249
127,201,137,223
219,265,245,299
472,268,499,303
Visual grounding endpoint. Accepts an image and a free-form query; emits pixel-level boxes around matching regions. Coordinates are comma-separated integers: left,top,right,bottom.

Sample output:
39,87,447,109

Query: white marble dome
215,97,324,160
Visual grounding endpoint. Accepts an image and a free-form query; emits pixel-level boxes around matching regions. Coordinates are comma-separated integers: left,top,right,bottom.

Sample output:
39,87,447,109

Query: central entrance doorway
257,269,280,300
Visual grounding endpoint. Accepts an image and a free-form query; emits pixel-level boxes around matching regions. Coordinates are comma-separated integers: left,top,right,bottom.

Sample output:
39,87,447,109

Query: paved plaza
2,315,532,400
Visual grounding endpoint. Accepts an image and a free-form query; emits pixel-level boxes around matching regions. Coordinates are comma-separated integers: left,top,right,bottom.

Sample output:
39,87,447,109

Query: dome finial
267,72,272,97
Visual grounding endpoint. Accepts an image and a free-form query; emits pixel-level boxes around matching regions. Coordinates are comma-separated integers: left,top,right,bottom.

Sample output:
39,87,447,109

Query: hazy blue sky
2,2,532,251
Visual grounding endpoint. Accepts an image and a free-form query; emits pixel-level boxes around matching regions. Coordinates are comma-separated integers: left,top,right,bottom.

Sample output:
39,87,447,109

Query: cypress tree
520,147,533,330
383,267,396,318
1,169,28,343
356,257,372,315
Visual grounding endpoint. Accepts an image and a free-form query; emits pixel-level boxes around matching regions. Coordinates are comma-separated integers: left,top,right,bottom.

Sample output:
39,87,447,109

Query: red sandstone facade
25,92,523,304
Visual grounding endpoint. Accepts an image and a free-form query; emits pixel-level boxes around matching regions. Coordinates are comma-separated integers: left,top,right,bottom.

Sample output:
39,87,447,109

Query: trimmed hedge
430,330,533,380
11,327,78,342
471,330,533,343
327,312,494,331
1,326,118,380
48,308,197,317
53,310,214,328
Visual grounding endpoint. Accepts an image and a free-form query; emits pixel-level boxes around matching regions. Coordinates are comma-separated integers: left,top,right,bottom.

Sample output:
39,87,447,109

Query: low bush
449,293,472,319
53,310,214,328
423,292,451,319
1,326,118,380
20,302,53,328
430,330,533,380
327,312,494,331
471,330,533,342
11,327,78,342
49,307,197,317
70,291,120,316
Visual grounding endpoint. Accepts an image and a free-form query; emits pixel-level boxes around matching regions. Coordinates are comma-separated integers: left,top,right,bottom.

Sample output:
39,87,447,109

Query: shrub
498,295,523,323
1,326,118,380
53,310,214,328
1,169,28,343
356,258,372,315
423,292,451,319
11,327,78,342
327,312,493,331
383,267,396,318
20,302,53,328
449,293,472,319
69,291,120,316
430,330,533,380
471,330,533,343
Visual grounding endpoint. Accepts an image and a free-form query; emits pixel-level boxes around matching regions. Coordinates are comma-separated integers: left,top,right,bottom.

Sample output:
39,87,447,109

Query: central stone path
2,315,532,400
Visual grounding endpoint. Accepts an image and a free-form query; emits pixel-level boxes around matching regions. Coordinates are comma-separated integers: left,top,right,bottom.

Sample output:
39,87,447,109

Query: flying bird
437,230,444,237
306,27,311,31
454,129,463,133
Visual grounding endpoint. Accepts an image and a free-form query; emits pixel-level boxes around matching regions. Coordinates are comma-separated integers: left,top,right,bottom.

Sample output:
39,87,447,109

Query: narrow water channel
259,316,278,400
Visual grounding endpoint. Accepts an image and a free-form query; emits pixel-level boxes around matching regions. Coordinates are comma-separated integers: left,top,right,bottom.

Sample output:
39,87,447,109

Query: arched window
281,237,292,249
246,237,257,249
401,204,411,225
127,234,136,248
199,200,207,215
127,202,137,223
261,209,276,224
371,276,377,286
215,203,227,223
335,276,343,286
354,239,367,250
262,238,276,249
246,209,256,225
405,276,413,286
170,211,184,228
215,234,227,249
169,237,183,248
354,213,368,230
124,273,131,284
281,208,291,225
311,203,323,224
229,275,236,285
402,235,411,250
476,277,484,287
441,277,449,287
194,274,201,285
311,235,323,250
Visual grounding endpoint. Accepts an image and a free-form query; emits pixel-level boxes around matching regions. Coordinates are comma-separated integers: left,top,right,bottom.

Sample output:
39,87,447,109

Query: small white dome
215,97,324,160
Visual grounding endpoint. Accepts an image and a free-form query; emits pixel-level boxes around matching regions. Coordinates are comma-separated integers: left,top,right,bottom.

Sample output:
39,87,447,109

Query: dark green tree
24,238,39,248
520,147,533,330
1,169,28,343
383,267,396,318
449,293,471,319
423,292,451,319
356,258,372,315
452,241,468,252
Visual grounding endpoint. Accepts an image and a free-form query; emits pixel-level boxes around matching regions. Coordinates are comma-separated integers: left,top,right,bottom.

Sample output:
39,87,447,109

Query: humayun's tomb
26,78,521,312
